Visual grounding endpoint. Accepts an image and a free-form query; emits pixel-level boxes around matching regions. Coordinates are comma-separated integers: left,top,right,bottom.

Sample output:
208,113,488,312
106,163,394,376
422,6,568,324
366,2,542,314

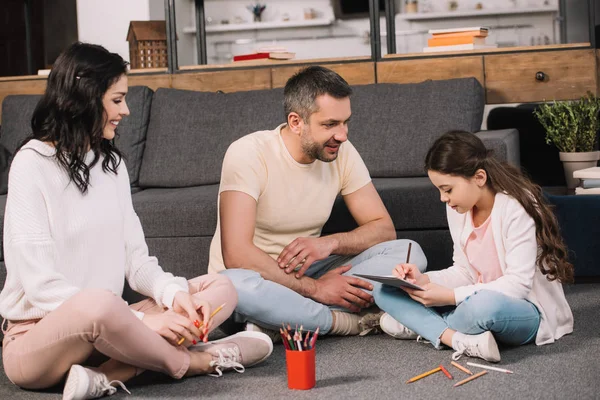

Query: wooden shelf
397,6,558,21
183,18,334,34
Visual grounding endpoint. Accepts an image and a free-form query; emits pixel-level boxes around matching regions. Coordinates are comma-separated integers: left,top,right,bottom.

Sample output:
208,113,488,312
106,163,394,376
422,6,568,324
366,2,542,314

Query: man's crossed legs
219,239,427,335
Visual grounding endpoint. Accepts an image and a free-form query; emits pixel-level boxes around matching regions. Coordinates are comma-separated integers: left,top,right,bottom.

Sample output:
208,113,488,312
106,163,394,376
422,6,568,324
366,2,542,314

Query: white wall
76,0,151,62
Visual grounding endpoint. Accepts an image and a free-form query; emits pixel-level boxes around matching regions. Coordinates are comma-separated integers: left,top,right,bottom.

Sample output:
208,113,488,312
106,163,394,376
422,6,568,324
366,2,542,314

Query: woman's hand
392,263,428,286
172,292,211,342
142,310,202,346
402,282,455,307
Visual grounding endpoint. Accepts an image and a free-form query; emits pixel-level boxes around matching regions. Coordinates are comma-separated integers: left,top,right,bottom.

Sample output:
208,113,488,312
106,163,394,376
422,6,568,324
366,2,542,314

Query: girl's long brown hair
425,130,574,283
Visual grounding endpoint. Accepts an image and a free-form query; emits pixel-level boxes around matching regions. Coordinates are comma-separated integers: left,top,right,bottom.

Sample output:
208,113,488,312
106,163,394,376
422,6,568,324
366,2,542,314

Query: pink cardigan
427,192,574,345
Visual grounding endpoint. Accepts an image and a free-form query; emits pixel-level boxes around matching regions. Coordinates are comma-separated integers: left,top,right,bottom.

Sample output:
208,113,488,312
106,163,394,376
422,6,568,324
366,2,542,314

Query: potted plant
533,92,600,189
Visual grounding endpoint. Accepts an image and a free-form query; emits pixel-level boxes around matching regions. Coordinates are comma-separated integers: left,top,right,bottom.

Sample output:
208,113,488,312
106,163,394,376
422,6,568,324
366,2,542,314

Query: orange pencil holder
285,347,316,390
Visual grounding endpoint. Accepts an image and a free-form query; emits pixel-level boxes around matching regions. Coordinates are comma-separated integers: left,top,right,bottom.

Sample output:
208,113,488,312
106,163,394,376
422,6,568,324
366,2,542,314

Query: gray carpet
1,283,598,399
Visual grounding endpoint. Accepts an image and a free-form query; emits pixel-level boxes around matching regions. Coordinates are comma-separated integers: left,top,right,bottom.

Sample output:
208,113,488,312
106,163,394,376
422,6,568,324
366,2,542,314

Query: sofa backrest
138,87,285,187
0,86,153,193
138,78,484,188
349,78,485,178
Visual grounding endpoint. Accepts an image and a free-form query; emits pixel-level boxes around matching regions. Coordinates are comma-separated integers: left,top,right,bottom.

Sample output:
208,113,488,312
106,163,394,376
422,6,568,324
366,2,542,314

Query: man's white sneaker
451,331,501,363
245,322,282,343
192,331,273,377
62,365,130,400
379,313,419,339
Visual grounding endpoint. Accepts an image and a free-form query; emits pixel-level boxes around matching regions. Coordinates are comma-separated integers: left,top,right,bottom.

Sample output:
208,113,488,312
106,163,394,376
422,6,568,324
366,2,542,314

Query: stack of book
233,46,295,62
423,27,497,53
573,167,600,194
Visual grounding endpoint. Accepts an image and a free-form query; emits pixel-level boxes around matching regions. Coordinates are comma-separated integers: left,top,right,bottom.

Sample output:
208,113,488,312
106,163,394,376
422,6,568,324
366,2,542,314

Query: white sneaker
245,322,282,343
192,331,273,377
63,365,130,400
379,313,419,339
452,331,501,363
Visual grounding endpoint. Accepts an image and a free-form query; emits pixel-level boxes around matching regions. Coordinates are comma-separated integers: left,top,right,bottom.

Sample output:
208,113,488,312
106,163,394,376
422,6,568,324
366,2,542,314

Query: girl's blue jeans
373,285,540,348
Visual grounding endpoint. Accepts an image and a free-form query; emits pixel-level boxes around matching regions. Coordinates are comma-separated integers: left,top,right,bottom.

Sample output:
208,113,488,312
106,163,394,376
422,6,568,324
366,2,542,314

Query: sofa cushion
138,88,285,188
132,185,219,238
323,177,447,234
0,86,152,193
349,78,485,178
0,95,42,194
114,86,154,186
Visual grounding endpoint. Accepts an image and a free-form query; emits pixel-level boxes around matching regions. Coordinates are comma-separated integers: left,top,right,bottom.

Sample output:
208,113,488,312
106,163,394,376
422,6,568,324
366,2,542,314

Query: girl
374,130,574,362
0,42,272,400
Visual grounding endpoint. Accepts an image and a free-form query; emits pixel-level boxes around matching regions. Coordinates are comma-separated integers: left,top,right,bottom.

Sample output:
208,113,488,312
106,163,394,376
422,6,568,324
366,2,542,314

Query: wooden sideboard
0,44,597,123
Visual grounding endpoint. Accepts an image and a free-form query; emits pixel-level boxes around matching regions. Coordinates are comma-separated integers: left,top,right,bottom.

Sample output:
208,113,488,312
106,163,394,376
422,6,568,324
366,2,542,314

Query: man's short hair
283,66,352,122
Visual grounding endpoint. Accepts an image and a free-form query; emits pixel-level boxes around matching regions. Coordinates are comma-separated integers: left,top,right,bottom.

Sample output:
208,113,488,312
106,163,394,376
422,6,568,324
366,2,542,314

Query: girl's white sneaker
379,313,419,339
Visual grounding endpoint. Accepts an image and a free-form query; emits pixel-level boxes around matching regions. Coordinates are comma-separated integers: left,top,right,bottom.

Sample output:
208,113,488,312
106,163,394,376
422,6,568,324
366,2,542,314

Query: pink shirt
464,213,503,284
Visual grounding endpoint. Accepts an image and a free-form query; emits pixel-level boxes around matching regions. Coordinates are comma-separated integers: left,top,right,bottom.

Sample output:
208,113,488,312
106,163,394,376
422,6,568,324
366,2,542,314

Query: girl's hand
142,310,201,346
402,282,455,307
392,263,426,286
173,292,211,342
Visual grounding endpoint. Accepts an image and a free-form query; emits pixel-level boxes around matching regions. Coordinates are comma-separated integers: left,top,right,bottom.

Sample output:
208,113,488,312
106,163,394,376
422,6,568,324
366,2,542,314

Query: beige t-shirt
207,123,371,274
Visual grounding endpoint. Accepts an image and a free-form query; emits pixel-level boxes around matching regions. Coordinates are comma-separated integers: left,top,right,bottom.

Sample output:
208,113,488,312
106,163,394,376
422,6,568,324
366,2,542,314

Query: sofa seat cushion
132,185,219,238
323,177,447,234
138,88,285,188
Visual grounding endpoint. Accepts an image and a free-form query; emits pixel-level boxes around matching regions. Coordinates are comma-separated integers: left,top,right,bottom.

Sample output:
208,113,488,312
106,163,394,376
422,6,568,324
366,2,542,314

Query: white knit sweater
0,140,188,321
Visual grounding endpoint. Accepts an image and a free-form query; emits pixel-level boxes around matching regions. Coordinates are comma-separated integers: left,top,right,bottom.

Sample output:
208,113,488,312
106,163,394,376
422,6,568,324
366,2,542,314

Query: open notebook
354,274,425,291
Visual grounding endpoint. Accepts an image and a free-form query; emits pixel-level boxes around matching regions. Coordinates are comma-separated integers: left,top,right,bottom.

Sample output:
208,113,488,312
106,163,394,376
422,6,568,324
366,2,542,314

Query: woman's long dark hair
425,130,574,283
21,42,128,193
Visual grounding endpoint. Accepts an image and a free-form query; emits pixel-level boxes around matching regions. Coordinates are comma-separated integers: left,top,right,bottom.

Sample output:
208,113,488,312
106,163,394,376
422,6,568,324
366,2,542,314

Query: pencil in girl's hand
451,361,473,375
406,242,412,263
453,370,487,387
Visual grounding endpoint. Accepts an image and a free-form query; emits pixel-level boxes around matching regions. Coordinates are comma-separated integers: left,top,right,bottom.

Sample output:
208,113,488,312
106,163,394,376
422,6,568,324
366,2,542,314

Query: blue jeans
219,239,426,334
374,286,540,348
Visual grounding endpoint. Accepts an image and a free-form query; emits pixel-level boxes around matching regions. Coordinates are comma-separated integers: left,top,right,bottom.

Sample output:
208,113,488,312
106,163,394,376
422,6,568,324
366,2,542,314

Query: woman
0,42,272,400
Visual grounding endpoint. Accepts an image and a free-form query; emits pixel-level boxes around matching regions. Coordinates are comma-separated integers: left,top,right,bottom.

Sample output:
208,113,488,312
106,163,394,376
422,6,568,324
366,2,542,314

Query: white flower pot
559,151,600,189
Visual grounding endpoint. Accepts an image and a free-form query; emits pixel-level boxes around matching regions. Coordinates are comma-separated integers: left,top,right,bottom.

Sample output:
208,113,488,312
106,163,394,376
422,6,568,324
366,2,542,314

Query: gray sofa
2,77,599,400
0,77,519,296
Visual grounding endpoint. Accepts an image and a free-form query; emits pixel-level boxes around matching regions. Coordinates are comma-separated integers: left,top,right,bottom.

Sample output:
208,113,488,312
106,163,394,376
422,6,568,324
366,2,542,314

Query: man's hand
309,265,374,312
173,292,211,341
142,310,202,346
402,282,455,307
277,236,338,278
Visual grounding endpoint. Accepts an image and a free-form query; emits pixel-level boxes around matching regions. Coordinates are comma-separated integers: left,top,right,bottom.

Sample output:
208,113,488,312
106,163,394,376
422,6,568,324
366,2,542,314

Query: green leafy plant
533,92,600,152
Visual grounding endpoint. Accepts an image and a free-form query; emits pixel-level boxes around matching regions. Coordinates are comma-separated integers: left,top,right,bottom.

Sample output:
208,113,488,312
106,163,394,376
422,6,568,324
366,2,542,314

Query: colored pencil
309,327,320,349
406,242,412,263
177,303,227,345
406,367,441,383
453,370,487,387
439,364,453,379
467,362,514,374
451,361,473,375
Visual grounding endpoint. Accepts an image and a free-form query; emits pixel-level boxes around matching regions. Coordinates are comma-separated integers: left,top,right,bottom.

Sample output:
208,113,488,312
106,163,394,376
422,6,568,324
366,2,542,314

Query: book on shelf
429,26,489,35
575,187,600,195
573,166,600,179
423,44,498,53
233,51,295,62
428,36,488,47
580,178,600,189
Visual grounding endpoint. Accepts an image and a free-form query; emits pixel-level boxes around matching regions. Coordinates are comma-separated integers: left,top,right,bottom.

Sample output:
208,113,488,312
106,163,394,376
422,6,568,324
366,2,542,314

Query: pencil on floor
439,364,453,379
451,361,473,375
466,362,514,374
406,367,441,383
453,370,487,387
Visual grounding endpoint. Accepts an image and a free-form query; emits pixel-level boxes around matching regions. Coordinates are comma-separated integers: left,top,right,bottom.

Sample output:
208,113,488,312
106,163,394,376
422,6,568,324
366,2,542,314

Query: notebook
354,274,425,291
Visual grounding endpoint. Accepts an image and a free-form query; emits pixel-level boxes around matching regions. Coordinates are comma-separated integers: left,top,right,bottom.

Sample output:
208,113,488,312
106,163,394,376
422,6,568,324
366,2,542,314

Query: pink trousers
2,274,237,389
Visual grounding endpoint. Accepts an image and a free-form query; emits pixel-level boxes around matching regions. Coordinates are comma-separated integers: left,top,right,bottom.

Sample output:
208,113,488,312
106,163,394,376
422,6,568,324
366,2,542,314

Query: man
208,66,426,337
